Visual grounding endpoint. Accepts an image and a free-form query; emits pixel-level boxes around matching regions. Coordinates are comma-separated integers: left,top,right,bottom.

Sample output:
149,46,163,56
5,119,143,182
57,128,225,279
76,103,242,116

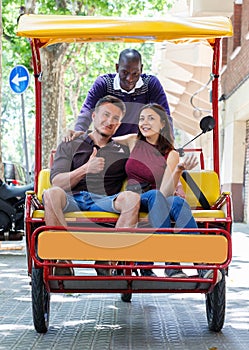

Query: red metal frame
31,39,43,193
23,36,233,301
212,38,221,176
29,225,231,295
31,39,221,190
183,148,205,169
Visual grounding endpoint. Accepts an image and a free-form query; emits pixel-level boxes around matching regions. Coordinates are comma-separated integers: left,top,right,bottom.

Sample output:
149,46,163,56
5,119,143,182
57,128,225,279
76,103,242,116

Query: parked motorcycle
0,179,33,240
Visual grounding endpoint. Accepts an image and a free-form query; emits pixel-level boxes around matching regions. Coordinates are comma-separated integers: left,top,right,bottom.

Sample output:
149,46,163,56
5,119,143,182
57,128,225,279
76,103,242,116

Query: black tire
32,267,50,333
121,293,132,302
0,210,11,232
118,262,133,302
205,270,226,332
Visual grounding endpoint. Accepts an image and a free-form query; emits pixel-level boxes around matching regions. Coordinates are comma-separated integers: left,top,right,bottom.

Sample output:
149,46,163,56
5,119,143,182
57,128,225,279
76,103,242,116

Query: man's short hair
118,49,142,64
95,95,126,116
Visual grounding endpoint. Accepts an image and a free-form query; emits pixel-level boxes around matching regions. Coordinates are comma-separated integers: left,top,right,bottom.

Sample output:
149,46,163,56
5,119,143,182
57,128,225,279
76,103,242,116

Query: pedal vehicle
17,14,233,334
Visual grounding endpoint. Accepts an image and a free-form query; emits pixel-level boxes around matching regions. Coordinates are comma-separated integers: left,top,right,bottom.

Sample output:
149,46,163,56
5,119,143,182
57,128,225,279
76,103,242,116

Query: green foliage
1,82,35,166
2,2,31,65
33,0,173,16
1,0,174,165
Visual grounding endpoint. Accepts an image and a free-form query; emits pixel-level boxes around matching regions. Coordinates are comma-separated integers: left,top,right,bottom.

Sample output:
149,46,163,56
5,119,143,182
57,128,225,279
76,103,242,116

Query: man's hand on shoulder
63,129,85,142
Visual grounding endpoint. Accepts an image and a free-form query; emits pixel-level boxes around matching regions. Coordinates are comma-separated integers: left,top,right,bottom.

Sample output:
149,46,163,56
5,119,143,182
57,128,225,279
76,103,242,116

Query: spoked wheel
31,267,50,333
205,269,226,332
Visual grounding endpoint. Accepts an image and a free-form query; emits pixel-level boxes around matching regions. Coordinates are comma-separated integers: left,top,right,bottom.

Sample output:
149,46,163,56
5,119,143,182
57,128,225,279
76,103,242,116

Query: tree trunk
40,43,69,168
57,64,67,145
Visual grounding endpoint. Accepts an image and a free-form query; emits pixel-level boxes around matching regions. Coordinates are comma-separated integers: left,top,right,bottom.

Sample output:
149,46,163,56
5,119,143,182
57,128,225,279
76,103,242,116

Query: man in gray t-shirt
44,95,140,229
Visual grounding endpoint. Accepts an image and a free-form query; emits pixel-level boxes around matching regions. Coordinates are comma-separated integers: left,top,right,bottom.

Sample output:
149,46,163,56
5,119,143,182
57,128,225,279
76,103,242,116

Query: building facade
166,0,246,222
219,0,249,222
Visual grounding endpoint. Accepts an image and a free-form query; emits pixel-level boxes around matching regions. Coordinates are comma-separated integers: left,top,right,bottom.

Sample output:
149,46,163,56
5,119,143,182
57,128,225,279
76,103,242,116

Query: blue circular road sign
9,65,30,94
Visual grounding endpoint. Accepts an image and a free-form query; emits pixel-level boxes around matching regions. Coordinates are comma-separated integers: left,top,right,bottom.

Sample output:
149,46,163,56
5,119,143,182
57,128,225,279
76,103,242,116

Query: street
0,223,249,350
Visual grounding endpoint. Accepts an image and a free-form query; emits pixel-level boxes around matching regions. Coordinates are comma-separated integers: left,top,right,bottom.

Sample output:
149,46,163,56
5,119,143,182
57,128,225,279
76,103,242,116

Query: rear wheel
32,267,50,333
205,270,226,332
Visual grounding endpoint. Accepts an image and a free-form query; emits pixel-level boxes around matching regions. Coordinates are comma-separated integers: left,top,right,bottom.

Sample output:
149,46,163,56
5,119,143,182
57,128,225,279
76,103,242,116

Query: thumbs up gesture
86,147,105,174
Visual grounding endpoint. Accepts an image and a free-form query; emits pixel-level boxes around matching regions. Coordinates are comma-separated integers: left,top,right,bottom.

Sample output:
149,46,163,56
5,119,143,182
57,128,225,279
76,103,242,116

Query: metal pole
212,38,221,176
31,39,42,193
20,93,30,182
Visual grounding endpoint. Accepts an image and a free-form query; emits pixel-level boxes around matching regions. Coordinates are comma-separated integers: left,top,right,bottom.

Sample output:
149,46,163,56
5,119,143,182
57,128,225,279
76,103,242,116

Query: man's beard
94,126,111,138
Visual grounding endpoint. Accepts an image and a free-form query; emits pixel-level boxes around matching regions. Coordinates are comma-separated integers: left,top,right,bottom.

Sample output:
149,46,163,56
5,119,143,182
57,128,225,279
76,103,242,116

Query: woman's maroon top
125,139,167,189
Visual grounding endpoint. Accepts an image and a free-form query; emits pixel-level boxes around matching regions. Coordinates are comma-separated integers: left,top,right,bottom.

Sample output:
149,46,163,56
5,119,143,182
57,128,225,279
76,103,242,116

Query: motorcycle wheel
0,210,11,232
32,267,50,333
14,199,25,231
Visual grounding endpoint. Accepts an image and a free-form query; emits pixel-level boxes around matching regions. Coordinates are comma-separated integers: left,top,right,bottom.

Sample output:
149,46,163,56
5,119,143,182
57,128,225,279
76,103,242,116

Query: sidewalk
233,222,249,233
0,239,25,253
0,223,249,350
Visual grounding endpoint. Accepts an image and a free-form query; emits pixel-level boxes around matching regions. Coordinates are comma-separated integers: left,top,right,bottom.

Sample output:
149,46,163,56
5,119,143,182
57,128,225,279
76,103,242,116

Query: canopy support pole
31,39,42,193
212,38,221,176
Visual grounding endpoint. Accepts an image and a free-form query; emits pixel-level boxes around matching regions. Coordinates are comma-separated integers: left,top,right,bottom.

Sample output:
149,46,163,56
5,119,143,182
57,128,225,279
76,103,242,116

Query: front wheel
31,267,50,333
205,270,226,332
121,293,132,302
118,262,133,302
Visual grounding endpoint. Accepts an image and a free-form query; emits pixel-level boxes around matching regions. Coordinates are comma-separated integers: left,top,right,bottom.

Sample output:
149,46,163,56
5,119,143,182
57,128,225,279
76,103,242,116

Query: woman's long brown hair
137,103,174,156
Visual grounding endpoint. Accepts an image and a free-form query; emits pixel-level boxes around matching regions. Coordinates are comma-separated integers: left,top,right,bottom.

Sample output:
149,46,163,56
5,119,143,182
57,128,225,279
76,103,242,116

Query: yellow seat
37,169,52,201
180,170,229,220
34,169,148,221
180,170,220,208
35,168,229,222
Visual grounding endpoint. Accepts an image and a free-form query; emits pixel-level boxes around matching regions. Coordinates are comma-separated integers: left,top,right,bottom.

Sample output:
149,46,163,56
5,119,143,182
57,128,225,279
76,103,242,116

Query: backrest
37,169,51,201
37,168,126,202
37,169,221,209
180,170,220,208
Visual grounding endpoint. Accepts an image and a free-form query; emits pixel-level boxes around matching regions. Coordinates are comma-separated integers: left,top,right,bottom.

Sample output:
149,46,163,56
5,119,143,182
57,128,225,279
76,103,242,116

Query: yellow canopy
16,14,233,48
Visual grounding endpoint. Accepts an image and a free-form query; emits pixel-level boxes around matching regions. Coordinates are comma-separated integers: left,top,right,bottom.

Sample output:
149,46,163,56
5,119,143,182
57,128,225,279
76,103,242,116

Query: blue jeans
140,190,198,230
138,190,198,267
65,191,120,213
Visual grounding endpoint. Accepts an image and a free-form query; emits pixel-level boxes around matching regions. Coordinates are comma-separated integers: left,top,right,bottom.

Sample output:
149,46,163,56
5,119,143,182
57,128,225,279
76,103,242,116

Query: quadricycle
16,13,233,333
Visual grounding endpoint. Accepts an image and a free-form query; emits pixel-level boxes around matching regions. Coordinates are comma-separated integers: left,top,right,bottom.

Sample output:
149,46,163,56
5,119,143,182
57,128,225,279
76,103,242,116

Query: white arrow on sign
11,73,28,86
